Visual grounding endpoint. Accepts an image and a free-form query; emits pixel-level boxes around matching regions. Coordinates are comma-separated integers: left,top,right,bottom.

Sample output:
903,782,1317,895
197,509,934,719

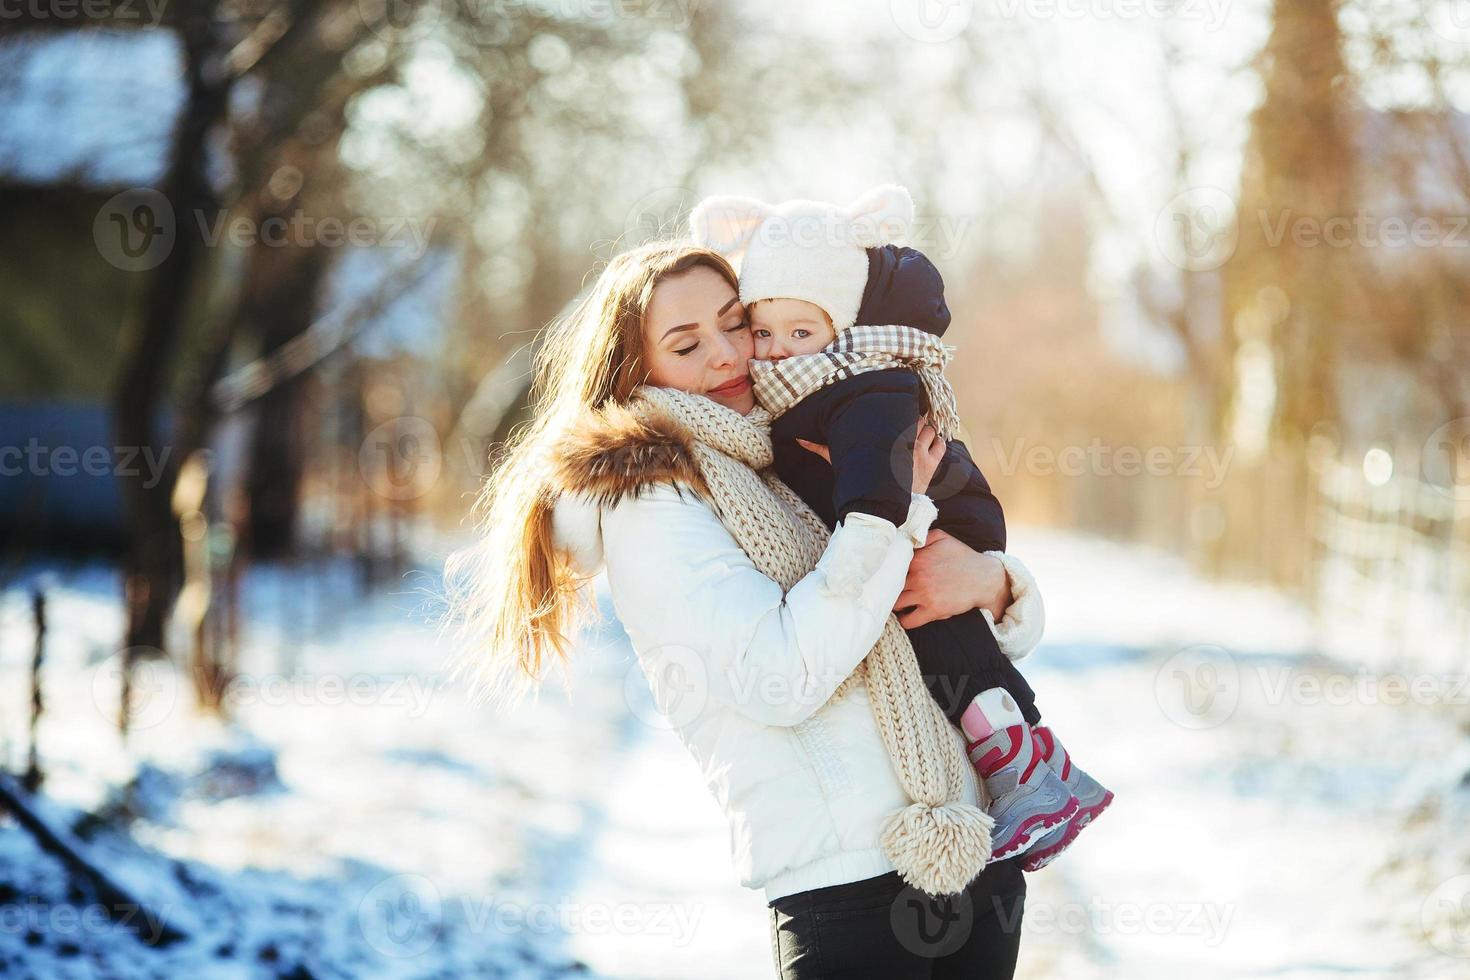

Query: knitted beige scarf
628,384,993,897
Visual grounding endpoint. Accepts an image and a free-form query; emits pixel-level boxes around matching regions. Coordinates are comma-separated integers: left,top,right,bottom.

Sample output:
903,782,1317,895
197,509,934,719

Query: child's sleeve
819,372,926,528
931,439,1007,553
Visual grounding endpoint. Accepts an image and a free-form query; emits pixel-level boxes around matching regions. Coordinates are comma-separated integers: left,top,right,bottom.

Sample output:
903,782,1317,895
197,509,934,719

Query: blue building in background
0,28,454,556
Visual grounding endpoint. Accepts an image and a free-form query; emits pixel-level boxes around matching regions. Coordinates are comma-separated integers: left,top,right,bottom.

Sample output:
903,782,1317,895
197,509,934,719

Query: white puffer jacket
551,480,1045,902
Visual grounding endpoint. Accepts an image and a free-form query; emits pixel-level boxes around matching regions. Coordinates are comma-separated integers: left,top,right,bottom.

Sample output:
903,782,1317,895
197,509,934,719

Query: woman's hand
793,438,830,463
908,419,945,496
894,529,1013,629
795,418,946,495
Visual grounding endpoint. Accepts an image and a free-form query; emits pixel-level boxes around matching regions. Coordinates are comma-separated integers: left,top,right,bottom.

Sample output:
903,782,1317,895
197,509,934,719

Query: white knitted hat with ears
688,185,915,332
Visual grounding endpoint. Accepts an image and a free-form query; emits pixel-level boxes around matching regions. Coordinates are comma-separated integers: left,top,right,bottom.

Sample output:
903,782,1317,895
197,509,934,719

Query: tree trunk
109,3,230,710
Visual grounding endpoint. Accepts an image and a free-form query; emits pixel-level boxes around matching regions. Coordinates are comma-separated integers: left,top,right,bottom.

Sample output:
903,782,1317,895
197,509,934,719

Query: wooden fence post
24,588,45,792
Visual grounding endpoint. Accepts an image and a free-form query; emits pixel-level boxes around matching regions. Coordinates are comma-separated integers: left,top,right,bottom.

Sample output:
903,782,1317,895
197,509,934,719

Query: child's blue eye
793,329,810,339
752,328,769,338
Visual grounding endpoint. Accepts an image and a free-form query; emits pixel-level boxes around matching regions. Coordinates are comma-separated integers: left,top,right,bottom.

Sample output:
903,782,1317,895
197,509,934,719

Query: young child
689,185,1113,870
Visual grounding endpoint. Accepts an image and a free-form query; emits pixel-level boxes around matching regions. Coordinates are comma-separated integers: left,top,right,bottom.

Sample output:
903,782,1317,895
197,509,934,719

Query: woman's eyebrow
661,297,739,341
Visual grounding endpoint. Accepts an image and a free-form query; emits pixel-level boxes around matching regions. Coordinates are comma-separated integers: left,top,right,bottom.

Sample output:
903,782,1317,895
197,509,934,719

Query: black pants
768,860,1026,979
910,609,1042,727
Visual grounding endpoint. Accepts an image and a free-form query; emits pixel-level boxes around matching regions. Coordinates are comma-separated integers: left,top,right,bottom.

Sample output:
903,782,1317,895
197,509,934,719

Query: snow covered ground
1006,531,1470,979
1,526,1467,978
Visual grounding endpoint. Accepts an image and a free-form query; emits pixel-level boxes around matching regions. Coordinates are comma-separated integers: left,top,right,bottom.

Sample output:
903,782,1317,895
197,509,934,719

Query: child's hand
796,419,946,495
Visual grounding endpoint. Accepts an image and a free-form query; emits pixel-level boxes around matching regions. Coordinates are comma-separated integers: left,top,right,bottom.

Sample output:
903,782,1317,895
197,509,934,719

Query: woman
446,241,1044,978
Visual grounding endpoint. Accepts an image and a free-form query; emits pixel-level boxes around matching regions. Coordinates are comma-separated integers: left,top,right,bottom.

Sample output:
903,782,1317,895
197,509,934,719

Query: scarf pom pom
881,801,994,897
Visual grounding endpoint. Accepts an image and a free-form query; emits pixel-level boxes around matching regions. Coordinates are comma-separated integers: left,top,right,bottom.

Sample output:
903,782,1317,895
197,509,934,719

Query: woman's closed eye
675,319,749,356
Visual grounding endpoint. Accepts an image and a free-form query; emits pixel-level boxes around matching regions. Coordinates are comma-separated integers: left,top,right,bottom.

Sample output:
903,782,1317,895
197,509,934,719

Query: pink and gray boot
961,688,1079,862
1018,724,1115,872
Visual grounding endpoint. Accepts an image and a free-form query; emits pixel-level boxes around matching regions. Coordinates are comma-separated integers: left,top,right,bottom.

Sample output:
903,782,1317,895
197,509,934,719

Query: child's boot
1020,724,1115,872
961,688,1080,862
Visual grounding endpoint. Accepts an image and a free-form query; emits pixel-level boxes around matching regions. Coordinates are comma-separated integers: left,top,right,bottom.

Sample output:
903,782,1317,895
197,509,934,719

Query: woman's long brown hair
442,241,739,705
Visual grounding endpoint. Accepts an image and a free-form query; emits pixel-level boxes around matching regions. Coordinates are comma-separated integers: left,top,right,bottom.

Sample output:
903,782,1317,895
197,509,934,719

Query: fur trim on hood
546,401,712,576
548,401,710,508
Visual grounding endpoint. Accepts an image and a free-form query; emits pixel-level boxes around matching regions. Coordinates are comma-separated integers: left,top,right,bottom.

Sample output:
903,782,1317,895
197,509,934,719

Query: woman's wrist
979,552,1044,660
972,552,1012,621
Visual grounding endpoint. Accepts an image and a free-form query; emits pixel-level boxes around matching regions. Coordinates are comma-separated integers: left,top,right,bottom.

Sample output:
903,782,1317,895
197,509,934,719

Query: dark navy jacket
767,245,1037,725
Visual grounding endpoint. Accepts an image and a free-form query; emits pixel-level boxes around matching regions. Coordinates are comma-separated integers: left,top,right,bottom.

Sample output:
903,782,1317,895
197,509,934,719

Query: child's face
750,299,837,362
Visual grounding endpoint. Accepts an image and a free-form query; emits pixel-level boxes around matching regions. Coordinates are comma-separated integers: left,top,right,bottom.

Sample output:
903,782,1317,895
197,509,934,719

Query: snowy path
2,529,1467,978
556,528,1470,978
1007,530,1469,979
520,527,1470,978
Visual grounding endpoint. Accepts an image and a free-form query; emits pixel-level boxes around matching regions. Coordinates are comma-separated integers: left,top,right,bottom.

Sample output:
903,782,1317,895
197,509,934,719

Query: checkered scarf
748,324,963,440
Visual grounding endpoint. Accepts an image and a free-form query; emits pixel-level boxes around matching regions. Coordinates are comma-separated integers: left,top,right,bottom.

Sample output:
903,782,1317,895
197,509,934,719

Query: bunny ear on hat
689,194,773,259
845,184,915,247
